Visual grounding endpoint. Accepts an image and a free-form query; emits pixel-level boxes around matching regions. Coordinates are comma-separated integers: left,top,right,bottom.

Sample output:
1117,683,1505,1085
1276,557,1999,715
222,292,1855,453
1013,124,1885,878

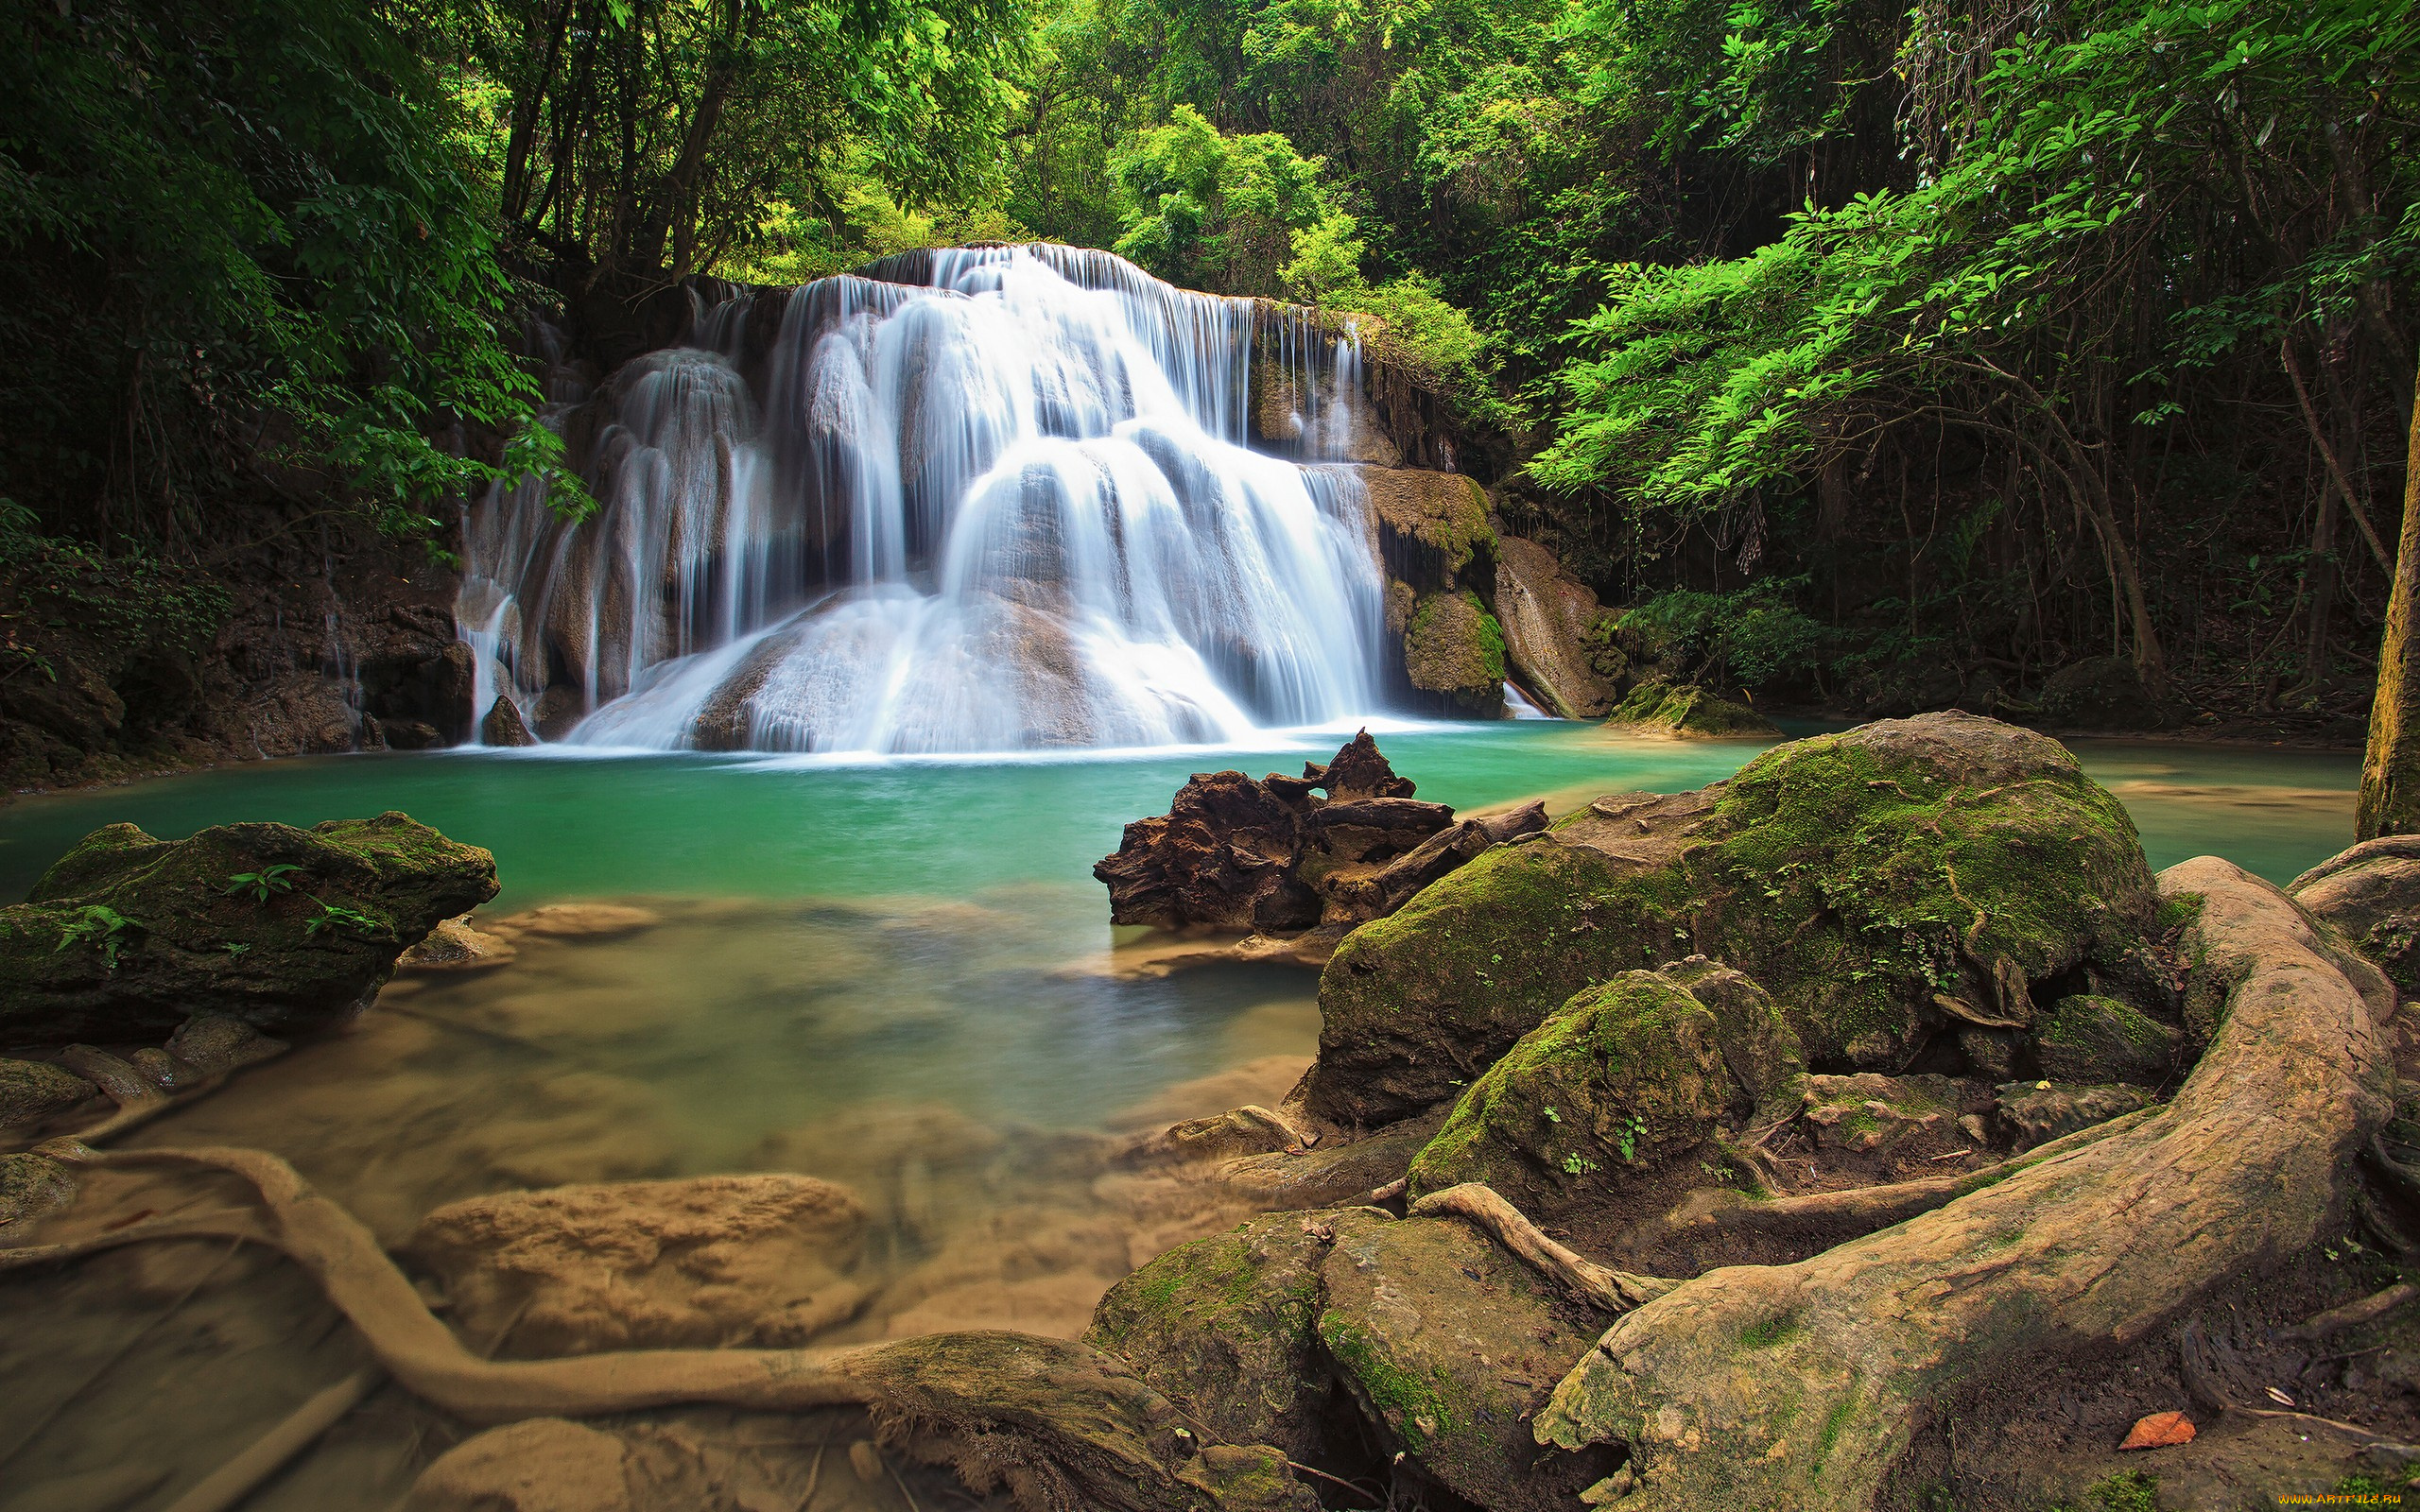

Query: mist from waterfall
458,245,1390,755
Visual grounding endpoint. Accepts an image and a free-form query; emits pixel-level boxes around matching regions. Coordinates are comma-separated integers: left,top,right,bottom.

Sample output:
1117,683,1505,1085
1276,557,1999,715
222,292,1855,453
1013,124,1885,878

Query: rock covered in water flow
0,813,497,1046
1094,731,1545,934
1303,713,2163,1125
405,1175,871,1354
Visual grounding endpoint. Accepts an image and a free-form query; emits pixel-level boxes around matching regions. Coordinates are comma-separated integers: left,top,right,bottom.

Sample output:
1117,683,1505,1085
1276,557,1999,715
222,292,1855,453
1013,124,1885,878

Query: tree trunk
2359,357,2420,839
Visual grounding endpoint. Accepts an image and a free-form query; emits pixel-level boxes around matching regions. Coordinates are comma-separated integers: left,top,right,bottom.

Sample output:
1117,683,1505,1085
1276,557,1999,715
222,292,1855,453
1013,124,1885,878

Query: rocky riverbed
3,714,2416,1510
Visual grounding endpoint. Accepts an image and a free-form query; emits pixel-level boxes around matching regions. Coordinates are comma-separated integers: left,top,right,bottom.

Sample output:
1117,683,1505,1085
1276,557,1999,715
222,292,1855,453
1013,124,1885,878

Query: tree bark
2360,356,2420,839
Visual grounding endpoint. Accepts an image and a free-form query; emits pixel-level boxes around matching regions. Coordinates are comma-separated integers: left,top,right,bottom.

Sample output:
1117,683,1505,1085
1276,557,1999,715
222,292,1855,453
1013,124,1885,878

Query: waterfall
458,245,1391,754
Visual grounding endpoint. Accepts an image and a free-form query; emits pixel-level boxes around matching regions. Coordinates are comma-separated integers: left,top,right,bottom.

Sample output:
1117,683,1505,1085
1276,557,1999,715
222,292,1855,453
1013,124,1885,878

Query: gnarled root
1674,1107,2156,1245
15,1141,1286,1512
1532,858,2395,1510
1408,1183,1675,1313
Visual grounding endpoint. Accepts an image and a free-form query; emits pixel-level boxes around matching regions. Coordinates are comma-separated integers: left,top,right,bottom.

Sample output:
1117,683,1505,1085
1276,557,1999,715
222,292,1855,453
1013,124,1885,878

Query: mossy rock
1304,713,2159,1125
0,1057,95,1128
1352,466,1492,587
1086,1212,1334,1461
1403,591,1505,715
1317,1211,1617,1511
1407,971,1742,1204
1603,679,1779,738
0,813,497,1045
2035,993,2182,1085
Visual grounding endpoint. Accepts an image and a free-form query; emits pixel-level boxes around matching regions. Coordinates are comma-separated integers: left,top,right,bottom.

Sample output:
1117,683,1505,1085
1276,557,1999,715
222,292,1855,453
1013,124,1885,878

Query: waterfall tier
458,245,1392,754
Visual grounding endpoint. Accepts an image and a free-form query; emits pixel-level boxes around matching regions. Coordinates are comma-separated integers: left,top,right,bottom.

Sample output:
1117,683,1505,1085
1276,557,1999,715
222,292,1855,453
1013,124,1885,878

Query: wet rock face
1493,535,1618,718
406,1174,871,1355
0,812,497,1046
1402,591,1505,716
1304,712,2164,1125
0,1057,96,1129
1094,732,1545,935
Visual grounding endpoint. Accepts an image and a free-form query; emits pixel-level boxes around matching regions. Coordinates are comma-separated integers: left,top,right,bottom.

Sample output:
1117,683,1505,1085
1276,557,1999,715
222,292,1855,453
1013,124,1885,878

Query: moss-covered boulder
2035,993,2182,1085
1087,1212,1334,1461
2290,836,2420,997
1406,971,1742,1203
1403,591,1505,715
1317,1211,1616,1511
0,813,497,1045
0,1151,76,1231
1304,713,2159,1125
1602,679,1779,738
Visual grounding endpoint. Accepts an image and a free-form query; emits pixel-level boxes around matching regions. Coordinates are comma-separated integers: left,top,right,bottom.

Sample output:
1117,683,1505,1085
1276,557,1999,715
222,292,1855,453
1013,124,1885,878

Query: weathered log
1530,857,2395,1509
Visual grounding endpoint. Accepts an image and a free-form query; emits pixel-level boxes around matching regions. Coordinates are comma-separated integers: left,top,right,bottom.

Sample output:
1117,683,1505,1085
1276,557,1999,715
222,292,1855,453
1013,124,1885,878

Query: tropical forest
3,0,2420,1506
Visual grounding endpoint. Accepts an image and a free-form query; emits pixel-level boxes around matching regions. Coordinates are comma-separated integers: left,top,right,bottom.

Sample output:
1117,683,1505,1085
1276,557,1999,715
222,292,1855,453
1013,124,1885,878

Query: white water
458,246,1390,754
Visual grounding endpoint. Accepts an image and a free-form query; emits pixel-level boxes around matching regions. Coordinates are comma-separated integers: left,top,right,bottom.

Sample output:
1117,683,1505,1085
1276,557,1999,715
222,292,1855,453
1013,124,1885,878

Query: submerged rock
2290,836,2420,997
406,1174,871,1354
400,914,521,971
488,902,662,940
0,1151,76,1232
0,813,497,1046
1303,713,2162,1125
1493,535,1618,718
0,1058,95,1128
407,1418,637,1512
1602,679,1778,738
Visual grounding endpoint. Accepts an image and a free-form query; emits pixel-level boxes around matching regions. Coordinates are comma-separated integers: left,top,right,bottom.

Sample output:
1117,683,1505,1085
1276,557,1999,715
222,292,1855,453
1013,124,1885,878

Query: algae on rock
1601,679,1779,738
1304,713,2161,1125
0,812,497,1045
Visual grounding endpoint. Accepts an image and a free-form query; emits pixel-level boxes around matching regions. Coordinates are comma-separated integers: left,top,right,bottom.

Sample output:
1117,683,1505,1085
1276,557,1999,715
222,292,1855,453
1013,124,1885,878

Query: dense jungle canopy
4,0,2418,733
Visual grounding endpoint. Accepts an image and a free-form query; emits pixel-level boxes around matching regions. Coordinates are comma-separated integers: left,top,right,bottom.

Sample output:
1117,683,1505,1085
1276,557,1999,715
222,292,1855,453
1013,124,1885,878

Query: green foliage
56,905,143,971
0,0,585,545
302,896,392,940
0,500,233,688
1114,105,1336,295
2086,1470,2161,1512
1623,581,1835,689
223,867,306,903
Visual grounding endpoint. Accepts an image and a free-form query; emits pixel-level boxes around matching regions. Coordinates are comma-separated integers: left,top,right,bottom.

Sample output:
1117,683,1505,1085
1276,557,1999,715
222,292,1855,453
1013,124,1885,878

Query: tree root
7,1141,1272,1512
1531,858,2397,1510
160,1366,384,1512
1408,1182,1676,1313
1679,1108,2157,1244
2281,1281,2420,1344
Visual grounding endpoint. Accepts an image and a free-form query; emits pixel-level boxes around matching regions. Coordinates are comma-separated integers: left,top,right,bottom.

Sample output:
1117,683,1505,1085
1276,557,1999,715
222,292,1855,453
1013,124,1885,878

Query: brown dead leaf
2117,1410,2196,1451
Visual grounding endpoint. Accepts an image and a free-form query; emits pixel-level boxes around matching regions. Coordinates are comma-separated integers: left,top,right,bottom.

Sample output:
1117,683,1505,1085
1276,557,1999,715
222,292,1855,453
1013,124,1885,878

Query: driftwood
1409,1183,1676,1314
1531,857,2396,1510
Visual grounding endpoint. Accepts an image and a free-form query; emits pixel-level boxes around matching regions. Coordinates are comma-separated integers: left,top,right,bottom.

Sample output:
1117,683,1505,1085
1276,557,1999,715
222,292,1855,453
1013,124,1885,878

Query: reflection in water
0,723,2363,1507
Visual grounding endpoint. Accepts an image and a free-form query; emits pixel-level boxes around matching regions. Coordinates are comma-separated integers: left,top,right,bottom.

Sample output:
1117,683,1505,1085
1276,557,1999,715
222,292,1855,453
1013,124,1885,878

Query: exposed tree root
1531,858,2397,1510
1409,1183,1675,1313
8,1141,1280,1512
1676,1108,2157,1244
2281,1281,2420,1344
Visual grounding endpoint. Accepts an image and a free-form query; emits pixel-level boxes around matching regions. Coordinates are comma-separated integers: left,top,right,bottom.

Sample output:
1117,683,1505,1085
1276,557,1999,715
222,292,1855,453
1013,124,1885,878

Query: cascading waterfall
458,245,1392,754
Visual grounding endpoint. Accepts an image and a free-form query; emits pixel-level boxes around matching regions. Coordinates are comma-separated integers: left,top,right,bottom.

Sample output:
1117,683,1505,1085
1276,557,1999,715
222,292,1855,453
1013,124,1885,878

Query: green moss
1409,970,1735,1200
1462,591,1508,681
1404,589,1505,708
2155,891,2204,933
2087,1469,2160,1512
1320,1310,1459,1451
1739,1314,1799,1349
1810,1392,1858,1470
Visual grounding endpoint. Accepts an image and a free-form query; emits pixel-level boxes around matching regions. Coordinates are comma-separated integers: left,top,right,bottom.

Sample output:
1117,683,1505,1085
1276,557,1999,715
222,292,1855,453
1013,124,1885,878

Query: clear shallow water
0,721,2361,1510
